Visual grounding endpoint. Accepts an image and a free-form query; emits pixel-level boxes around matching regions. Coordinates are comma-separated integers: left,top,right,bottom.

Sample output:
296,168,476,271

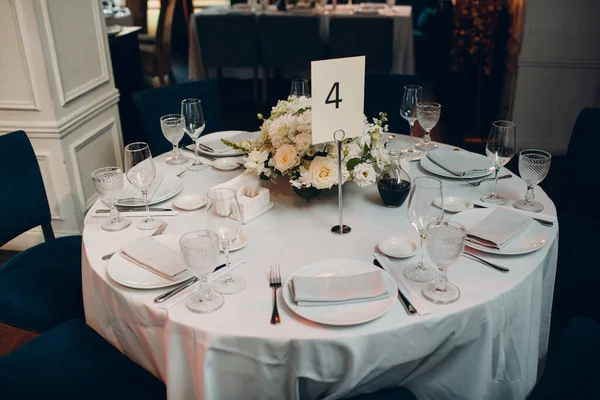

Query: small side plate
434,196,474,213
173,194,207,211
212,157,243,171
377,237,419,259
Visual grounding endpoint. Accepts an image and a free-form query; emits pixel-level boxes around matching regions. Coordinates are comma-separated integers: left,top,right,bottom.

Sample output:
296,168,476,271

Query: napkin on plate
120,237,187,281
202,132,254,154
467,208,532,250
120,173,165,203
290,271,388,307
427,148,493,176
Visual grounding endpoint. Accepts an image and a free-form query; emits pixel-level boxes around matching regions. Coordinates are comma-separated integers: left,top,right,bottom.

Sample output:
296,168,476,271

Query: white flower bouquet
223,96,391,201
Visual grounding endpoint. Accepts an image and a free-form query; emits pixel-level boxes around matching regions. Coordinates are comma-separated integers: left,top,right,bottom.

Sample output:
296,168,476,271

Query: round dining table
82,135,558,400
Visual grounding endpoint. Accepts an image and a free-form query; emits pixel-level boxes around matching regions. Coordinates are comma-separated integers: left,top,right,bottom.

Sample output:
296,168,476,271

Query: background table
188,5,415,80
82,135,558,399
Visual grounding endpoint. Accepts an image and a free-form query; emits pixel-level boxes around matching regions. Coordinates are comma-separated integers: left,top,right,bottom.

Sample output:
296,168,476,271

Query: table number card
311,56,366,145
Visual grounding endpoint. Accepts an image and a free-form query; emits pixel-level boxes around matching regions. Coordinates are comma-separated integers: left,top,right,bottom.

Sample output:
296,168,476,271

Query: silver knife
197,143,215,153
462,252,509,273
373,259,416,315
154,277,199,303
96,208,172,213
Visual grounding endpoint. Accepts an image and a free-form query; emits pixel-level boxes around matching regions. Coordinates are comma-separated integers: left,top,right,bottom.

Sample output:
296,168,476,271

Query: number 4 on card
325,82,342,109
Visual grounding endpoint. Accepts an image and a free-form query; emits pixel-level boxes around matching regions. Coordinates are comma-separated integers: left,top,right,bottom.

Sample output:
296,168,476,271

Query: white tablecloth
82,135,558,399
188,5,415,80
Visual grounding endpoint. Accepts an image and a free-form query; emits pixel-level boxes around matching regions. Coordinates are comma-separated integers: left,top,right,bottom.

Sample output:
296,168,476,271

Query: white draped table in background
188,5,416,80
82,135,558,400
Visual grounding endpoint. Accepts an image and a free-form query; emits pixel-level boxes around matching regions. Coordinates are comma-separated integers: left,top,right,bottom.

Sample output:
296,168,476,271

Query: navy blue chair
0,319,166,399
0,131,83,333
132,80,222,156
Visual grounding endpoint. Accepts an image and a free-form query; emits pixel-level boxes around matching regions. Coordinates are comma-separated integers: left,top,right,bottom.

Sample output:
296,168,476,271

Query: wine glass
123,142,164,230
181,98,206,171
160,114,188,166
513,149,551,212
290,78,310,98
421,221,466,304
481,120,517,205
399,85,422,158
91,167,131,232
415,102,441,151
181,230,224,314
207,188,246,294
404,176,444,282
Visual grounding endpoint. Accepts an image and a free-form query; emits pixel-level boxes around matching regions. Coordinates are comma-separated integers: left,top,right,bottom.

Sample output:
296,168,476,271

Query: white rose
308,156,338,189
352,163,377,187
273,144,299,173
268,114,296,139
244,150,269,175
293,132,312,153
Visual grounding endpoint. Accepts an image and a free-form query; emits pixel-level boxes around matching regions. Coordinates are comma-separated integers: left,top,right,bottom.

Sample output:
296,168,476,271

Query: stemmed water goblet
513,149,551,212
415,102,441,151
207,188,246,294
421,221,466,304
399,85,422,158
481,120,517,205
160,114,188,166
290,78,310,98
124,142,164,230
181,98,206,171
404,176,444,282
181,230,224,314
91,167,131,232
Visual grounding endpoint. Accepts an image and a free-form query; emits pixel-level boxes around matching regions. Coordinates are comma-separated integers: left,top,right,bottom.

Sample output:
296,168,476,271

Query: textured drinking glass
422,221,466,304
513,149,551,212
290,78,310,98
124,142,164,230
404,176,444,282
181,230,224,314
91,167,131,232
386,0,395,9
399,85,422,158
481,120,517,205
160,114,188,166
207,188,246,294
415,102,441,151
181,98,206,171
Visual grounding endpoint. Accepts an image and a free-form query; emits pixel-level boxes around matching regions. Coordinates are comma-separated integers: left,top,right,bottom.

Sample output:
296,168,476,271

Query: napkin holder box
212,172,273,224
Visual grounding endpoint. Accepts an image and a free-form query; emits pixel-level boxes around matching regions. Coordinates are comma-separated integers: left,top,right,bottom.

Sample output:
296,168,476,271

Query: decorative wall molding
518,59,600,68
68,117,121,210
1,228,81,252
0,89,119,138
38,0,109,107
35,150,63,221
0,0,41,111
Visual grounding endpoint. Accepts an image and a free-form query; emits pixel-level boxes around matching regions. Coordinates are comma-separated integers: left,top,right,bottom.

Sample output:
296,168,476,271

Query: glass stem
492,167,500,196
109,203,119,224
198,276,211,301
524,185,535,204
172,143,177,159
417,232,425,270
194,139,201,165
222,240,233,283
409,121,415,151
143,189,151,222
424,130,431,144
434,267,448,292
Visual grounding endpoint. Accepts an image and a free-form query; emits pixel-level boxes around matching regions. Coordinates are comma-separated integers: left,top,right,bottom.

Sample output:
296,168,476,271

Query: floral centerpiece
223,96,391,201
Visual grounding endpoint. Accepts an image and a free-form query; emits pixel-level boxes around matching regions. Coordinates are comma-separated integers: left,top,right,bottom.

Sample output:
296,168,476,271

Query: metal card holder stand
331,129,351,235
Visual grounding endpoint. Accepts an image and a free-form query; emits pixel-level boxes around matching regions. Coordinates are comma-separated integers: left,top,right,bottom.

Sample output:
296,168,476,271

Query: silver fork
463,174,512,187
269,264,281,325
101,222,168,261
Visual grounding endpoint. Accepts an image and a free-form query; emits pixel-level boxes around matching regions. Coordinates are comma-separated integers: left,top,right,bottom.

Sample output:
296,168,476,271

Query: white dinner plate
378,237,419,259
192,131,259,157
220,234,247,252
420,153,493,179
107,235,194,290
117,174,184,207
434,196,474,213
282,259,397,326
173,194,207,211
450,208,547,255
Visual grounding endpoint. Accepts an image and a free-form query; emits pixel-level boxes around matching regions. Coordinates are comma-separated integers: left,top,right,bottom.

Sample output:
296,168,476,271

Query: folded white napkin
120,173,165,203
467,208,532,250
120,237,187,281
202,132,254,153
290,271,388,307
427,148,493,176
473,201,557,223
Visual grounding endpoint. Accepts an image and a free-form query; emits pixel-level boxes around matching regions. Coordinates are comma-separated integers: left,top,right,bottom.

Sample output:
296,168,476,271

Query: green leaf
363,144,370,157
346,157,362,171
292,107,310,116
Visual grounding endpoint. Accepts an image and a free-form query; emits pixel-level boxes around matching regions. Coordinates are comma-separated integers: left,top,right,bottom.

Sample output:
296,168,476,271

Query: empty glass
91,167,131,232
181,230,224,314
481,120,517,205
124,142,164,230
181,98,206,171
422,221,466,304
207,188,246,294
404,176,444,282
513,149,551,212
415,102,441,151
290,78,310,98
160,114,188,166
399,85,422,158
